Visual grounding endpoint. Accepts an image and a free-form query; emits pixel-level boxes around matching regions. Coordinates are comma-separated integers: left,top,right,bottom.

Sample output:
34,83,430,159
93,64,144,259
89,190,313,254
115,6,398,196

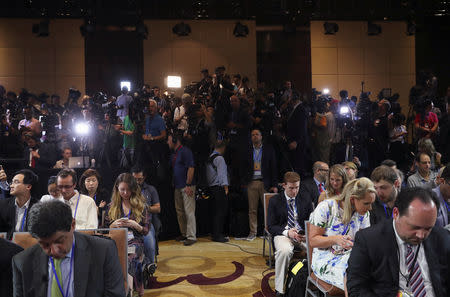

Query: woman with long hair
309,177,376,290
105,173,150,297
318,164,348,203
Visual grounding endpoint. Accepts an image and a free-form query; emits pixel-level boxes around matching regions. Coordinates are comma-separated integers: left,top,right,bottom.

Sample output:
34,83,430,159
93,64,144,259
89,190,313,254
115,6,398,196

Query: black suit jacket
0,196,39,240
23,142,58,169
267,192,313,237
346,219,450,297
0,238,23,297
12,232,126,297
244,144,278,190
369,198,393,226
300,178,321,206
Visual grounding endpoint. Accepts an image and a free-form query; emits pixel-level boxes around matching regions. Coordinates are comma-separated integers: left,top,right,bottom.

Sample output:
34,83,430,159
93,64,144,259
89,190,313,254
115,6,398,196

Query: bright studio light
167,76,181,88
339,106,350,115
323,88,330,95
120,81,131,91
75,122,90,136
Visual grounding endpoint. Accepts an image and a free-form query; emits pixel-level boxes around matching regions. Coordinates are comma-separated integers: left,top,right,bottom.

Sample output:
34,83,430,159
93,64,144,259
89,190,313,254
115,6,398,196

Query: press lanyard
383,203,393,219
444,200,450,213
341,224,350,235
93,194,96,202
172,145,182,167
50,241,75,297
123,206,131,218
253,147,262,163
73,193,81,219
20,207,28,231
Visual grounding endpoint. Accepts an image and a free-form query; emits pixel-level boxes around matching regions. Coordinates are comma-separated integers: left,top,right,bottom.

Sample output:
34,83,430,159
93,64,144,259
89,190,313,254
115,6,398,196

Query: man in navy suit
347,187,450,297
300,161,329,207
243,129,278,241
267,171,313,296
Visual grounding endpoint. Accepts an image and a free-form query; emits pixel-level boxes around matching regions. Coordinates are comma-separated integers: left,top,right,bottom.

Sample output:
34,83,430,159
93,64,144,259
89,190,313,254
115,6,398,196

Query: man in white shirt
347,187,450,297
0,169,39,239
56,169,98,230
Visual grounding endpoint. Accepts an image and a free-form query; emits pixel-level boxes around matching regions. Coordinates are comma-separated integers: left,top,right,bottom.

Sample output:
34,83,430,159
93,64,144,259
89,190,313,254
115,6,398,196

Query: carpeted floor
144,237,277,297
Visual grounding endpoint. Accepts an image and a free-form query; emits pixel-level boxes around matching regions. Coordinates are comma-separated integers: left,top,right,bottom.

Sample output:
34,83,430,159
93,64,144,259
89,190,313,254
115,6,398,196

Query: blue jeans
143,224,156,264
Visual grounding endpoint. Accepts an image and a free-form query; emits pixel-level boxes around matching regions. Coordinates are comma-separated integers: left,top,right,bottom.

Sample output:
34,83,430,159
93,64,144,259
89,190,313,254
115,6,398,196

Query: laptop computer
68,156,90,168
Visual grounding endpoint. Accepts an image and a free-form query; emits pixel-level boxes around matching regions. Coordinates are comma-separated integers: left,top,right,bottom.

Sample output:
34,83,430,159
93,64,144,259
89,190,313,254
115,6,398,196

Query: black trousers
209,186,228,238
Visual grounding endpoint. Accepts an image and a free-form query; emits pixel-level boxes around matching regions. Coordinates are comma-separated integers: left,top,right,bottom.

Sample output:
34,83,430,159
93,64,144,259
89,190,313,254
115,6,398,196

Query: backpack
284,259,308,297
195,153,220,200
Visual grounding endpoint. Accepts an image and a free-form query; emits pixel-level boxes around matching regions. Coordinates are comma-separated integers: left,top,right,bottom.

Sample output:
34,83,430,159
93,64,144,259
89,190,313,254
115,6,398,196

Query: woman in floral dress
105,173,151,297
309,177,376,289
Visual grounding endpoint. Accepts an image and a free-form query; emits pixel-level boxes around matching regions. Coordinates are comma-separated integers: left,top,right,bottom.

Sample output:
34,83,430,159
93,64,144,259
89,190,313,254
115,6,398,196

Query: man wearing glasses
0,168,39,239
56,169,98,230
433,164,450,228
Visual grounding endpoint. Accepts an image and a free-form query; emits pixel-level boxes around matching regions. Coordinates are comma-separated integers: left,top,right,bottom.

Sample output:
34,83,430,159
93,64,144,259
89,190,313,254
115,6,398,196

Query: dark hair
381,159,397,167
28,201,73,238
47,176,57,186
394,187,439,217
57,168,77,185
130,165,145,175
78,169,101,195
371,165,398,184
214,141,226,150
415,152,431,163
14,169,38,196
441,163,450,180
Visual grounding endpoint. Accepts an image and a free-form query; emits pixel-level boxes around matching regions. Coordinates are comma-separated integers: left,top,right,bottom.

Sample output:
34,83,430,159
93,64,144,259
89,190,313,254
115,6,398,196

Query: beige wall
143,20,257,96
0,18,85,100
311,21,415,110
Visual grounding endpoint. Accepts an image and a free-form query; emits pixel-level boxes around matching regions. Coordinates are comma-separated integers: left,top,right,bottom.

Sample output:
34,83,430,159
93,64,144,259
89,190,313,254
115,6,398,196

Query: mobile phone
297,229,305,236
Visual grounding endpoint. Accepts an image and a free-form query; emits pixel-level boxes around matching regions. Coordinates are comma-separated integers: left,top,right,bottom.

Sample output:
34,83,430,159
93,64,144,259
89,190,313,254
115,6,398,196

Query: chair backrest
263,193,277,232
0,232,7,239
78,228,128,291
304,221,313,275
12,232,38,249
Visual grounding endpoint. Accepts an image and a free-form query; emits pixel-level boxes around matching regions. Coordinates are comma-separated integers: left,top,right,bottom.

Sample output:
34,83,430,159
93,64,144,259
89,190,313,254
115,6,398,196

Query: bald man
299,161,329,206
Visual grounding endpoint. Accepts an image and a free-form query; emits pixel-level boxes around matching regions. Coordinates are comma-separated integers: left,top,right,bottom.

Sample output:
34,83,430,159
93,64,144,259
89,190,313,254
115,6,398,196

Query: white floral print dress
309,199,370,289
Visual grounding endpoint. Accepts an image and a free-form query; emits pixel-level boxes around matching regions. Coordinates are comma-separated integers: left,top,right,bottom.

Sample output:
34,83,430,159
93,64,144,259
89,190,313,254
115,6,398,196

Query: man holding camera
267,172,313,296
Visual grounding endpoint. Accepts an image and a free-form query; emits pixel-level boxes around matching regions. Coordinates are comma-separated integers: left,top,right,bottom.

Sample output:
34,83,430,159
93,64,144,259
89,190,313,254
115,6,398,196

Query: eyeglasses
318,169,329,172
57,184,74,189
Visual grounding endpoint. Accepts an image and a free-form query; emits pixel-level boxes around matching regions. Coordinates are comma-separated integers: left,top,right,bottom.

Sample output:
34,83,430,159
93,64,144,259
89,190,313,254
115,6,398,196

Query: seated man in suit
267,171,313,296
346,187,450,297
300,161,329,207
0,169,39,239
12,200,125,297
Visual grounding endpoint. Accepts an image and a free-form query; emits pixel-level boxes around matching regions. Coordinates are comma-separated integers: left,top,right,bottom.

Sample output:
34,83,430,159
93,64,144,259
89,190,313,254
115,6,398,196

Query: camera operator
368,99,391,171
49,94,64,116
97,112,122,168
151,86,168,115
311,95,332,164
116,86,133,122
18,105,41,136
39,104,59,140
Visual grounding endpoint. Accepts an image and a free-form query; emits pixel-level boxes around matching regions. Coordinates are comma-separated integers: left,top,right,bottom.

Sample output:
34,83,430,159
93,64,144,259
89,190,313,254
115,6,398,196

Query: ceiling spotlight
80,19,95,37
406,21,416,36
323,22,339,35
233,22,249,37
172,22,191,36
367,22,382,36
32,20,49,37
136,21,148,39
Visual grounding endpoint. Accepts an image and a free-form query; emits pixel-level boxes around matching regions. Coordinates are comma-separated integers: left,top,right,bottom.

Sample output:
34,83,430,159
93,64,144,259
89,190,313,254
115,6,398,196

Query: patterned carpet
144,237,276,297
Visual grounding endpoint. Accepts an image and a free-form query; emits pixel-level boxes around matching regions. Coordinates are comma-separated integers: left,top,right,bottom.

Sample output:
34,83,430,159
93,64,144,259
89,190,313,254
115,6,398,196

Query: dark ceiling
1,1,449,25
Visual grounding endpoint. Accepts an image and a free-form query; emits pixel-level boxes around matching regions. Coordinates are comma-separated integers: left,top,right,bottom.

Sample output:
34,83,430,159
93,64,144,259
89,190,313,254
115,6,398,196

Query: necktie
51,258,63,297
318,183,324,193
287,199,296,229
406,244,426,297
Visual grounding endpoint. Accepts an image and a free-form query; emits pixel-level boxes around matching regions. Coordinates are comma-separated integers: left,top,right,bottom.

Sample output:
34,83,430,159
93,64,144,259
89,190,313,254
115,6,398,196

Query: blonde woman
317,164,348,203
105,173,150,297
309,177,376,290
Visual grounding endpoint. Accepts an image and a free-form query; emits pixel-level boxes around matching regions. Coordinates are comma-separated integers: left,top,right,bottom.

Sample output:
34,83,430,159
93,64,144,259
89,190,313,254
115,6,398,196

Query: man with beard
370,165,401,225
